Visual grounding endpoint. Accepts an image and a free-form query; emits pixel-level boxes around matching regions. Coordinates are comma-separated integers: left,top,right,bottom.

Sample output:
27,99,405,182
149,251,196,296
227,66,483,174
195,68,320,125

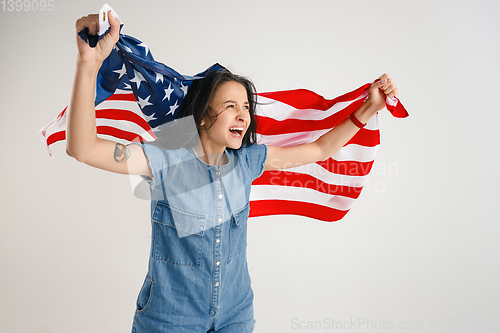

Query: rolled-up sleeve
132,142,174,189
241,144,268,181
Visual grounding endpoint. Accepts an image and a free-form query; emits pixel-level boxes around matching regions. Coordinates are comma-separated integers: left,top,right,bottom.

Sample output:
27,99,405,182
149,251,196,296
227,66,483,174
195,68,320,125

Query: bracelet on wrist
349,113,366,129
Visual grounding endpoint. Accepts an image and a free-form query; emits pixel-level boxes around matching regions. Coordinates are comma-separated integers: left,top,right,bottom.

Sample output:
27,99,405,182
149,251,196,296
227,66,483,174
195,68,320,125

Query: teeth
229,127,244,131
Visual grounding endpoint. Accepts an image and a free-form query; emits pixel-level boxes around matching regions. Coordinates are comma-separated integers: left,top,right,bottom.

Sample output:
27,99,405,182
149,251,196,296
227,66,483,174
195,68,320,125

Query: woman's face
199,80,251,153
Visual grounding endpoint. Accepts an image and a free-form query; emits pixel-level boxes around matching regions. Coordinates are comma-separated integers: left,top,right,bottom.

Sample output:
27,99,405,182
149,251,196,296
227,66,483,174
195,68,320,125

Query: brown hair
179,69,258,147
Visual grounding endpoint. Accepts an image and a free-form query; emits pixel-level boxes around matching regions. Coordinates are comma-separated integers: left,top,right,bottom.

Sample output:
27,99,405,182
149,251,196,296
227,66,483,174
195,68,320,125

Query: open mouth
229,126,244,138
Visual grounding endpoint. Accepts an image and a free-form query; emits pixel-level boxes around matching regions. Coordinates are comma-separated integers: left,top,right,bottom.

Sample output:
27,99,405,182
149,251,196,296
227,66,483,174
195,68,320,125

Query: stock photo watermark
266,160,399,195
290,316,489,331
1,0,54,12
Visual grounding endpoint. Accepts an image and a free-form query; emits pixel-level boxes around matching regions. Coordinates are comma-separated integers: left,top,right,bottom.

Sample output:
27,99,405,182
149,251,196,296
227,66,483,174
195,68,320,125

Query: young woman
67,11,399,333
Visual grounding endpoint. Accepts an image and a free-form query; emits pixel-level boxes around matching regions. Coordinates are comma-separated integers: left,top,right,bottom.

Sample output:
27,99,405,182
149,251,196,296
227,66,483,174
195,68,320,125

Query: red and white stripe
38,88,156,157
250,86,382,222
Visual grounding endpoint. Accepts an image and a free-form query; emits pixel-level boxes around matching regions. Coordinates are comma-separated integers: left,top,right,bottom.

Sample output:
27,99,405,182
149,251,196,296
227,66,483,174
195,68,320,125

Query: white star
180,83,188,97
122,82,132,90
113,64,126,79
167,100,179,116
162,83,174,101
130,69,146,89
155,73,164,83
138,42,150,56
138,95,153,109
144,113,157,122
152,126,161,132
123,45,133,53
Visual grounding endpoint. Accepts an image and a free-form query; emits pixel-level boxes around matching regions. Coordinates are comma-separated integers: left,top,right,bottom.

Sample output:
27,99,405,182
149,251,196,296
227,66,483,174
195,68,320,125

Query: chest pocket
152,201,206,267
228,203,250,263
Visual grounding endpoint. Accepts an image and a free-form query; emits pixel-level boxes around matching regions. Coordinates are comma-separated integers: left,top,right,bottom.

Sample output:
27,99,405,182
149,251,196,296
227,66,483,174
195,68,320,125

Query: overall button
216,239,220,243
218,194,223,199
215,282,219,287
216,261,220,266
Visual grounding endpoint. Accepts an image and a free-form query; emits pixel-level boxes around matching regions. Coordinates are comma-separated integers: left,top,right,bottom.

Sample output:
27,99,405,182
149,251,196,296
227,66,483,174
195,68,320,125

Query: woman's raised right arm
66,11,152,178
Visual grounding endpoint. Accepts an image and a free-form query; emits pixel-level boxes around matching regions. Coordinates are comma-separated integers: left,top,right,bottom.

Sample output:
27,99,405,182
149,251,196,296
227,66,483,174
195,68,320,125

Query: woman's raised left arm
265,73,398,171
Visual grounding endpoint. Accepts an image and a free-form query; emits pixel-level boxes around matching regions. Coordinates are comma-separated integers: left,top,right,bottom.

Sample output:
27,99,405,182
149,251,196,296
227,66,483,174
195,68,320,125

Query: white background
1,0,499,332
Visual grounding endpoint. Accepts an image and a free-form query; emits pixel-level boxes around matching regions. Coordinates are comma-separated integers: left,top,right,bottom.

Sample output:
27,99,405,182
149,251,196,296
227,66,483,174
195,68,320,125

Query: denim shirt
131,143,267,332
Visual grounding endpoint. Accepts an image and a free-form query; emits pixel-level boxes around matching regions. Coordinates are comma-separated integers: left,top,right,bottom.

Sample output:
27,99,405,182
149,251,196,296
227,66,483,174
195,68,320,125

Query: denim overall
131,143,268,333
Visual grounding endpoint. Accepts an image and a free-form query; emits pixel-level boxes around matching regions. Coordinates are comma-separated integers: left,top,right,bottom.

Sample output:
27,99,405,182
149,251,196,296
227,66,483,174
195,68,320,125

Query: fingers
375,73,398,98
75,14,99,35
107,10,121,43
75,10,120,60
98,10,120,53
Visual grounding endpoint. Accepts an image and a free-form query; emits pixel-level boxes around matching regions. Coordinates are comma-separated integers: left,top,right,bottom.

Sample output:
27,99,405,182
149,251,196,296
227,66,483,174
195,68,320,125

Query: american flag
39,4,408,222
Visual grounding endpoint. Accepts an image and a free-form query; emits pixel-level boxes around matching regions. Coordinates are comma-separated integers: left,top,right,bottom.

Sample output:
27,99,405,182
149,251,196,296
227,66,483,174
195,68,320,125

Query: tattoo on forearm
114,143,131,163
